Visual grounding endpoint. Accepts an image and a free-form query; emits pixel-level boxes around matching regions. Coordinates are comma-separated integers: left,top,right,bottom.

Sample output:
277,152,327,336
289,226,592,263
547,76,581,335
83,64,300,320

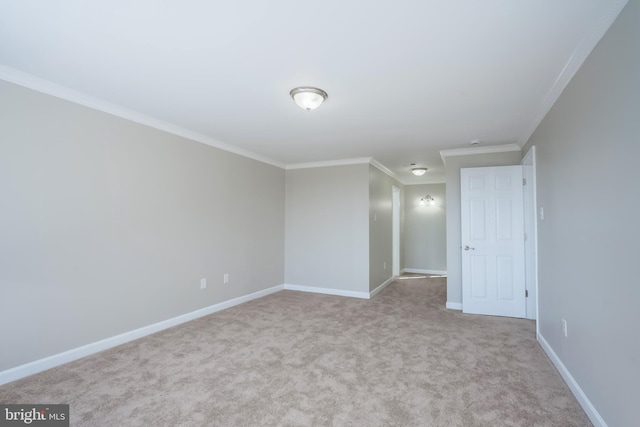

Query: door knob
464,245,475,251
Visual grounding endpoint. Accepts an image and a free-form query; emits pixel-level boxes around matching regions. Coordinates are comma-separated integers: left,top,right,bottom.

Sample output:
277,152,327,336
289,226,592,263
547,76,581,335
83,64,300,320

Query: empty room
1,1,637,426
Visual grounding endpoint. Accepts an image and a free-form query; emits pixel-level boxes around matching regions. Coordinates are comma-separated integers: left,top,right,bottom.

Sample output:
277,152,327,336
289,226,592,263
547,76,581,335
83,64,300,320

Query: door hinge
523,178,527,186
525,289,529,298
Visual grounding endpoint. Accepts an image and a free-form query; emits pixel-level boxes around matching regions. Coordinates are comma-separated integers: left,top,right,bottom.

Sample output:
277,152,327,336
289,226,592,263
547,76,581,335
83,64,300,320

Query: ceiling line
516,0,628,147
0,65,403,179
0,65,286,169
439,143,522,166
285,157,372,170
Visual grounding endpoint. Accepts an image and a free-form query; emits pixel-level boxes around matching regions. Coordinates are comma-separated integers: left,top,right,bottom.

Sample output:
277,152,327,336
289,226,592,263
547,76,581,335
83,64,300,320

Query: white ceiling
0,0,626,183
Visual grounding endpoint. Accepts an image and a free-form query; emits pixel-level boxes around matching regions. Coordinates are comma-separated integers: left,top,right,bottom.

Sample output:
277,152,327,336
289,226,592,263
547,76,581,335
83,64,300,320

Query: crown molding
403,180,446,186
369,158,403,183
285,157,372,170
439,143,521,165
285,157,405,184
0,65,285,169
517,0,629,146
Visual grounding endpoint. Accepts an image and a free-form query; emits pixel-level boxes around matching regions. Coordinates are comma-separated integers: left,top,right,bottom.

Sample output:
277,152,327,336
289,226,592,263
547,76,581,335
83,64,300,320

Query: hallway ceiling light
411,168,428,176
290,87,328,111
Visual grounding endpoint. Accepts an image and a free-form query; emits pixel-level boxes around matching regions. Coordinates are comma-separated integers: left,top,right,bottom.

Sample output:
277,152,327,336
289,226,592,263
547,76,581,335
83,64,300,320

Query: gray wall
285,165,370,293
0,80,285,371
404,184,446,272
368,165,404,291
444,151,522,306
522,1,639,424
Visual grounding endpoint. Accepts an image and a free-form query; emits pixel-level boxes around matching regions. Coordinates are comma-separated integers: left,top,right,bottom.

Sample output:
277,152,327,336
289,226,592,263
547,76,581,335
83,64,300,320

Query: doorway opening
392,186,400,277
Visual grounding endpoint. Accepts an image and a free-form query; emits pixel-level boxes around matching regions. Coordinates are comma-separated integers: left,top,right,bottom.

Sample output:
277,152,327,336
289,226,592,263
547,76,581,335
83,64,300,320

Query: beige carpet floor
0,275,591,426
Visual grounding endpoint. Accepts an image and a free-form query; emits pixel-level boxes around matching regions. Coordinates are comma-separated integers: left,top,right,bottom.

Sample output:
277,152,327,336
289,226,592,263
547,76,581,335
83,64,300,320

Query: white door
461,166,526,318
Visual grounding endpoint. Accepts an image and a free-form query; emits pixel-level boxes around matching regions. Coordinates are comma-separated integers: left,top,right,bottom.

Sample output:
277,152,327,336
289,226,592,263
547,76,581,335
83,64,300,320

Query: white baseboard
403,268,447,275
537,333,607,427
0,284,284,386
283,284,370,299
446,301,462,310
370,276,395,298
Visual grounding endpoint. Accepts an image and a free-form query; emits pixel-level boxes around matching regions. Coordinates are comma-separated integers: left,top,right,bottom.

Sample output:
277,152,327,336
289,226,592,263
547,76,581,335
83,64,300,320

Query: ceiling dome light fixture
290,87,328,111
411,168,428,176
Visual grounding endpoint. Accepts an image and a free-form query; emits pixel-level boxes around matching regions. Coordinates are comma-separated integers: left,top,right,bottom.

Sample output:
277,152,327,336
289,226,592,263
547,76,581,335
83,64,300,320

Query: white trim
403,180,446,186
286,157,372,170
370,276,395,298
537,334,608,427
403,268,447,276
285,157,403,184
446,302,463,310
439,143,521,165
283,284,370,299
0,65,285,169
522,146,539,325
370,158,401,182
0,284,284,386
518,0,628,147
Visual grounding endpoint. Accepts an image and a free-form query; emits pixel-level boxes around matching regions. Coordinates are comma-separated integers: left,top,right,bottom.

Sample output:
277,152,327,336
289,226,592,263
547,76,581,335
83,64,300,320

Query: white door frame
392,186,400,277
522,146,539,326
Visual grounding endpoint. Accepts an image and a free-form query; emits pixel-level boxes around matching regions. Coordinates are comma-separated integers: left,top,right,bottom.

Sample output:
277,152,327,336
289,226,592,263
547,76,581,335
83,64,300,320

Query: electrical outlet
383,262,386,270
200,278,207,290
562,318,568,337
223,273,229,284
